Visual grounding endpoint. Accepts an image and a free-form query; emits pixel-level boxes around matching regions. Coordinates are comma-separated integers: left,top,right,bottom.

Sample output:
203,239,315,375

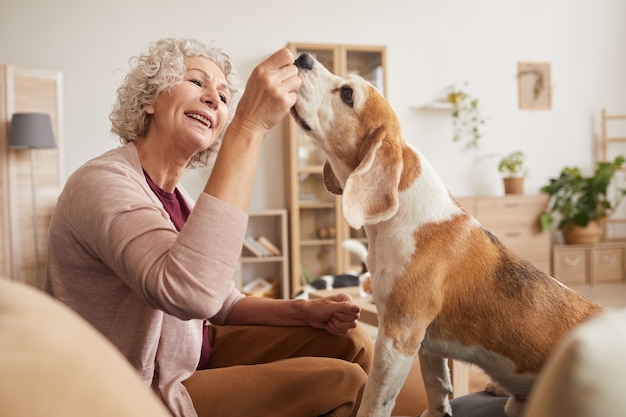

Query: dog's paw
485,380,509,397
504,396,525,417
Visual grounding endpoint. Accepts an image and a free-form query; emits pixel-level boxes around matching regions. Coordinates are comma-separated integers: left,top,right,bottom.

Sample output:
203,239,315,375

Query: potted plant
498,150,529,195
447,82,487,149
538,155,626,244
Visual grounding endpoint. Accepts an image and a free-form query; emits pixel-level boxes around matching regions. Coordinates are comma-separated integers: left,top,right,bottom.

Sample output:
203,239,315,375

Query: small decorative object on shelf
317,226,336,239
238,210,288,298
257,236,281,256
242,235,269,257
242,277,279,298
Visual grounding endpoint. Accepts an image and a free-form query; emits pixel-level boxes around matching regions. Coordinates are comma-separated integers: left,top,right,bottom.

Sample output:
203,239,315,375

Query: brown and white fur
290,53,604,417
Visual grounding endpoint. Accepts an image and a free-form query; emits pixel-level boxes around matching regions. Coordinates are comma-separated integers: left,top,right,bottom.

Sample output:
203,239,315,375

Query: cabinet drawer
552,247,588,285
593,246,625,283
488,228,550,271
476,195,547,229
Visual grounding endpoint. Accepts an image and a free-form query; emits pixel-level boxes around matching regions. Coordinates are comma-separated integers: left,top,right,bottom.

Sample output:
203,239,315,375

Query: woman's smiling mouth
185,112,213,127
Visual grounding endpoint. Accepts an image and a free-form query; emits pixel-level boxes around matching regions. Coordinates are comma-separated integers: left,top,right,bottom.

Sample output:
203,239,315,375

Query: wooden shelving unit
284,42,386,297
236,209,289,299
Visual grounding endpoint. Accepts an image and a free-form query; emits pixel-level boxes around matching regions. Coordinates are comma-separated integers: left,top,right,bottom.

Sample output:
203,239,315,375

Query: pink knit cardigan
46,142,246,416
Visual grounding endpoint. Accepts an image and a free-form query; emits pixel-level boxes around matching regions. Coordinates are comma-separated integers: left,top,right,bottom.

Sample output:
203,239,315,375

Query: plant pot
447,92,462,104
503,177,524,195
562,221,603,244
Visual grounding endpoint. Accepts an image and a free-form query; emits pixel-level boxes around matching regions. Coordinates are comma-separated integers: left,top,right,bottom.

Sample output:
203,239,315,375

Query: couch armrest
0,279,171,417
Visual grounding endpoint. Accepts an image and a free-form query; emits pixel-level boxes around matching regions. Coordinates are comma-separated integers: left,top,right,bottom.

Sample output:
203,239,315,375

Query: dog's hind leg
356,334,416,417
418,349,453,417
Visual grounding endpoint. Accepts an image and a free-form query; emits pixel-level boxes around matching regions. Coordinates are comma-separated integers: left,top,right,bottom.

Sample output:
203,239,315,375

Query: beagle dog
291,53,603,417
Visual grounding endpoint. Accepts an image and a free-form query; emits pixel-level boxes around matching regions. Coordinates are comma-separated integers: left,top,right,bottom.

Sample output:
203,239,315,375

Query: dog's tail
342,239,368,273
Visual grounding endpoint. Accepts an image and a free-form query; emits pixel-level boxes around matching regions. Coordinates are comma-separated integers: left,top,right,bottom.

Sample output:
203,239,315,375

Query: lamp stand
7,112,56,289
29,149,41,289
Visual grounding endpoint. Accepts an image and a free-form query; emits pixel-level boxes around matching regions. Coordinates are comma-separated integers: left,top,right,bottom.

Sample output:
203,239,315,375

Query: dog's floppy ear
342,127,402,229
322,161,343,195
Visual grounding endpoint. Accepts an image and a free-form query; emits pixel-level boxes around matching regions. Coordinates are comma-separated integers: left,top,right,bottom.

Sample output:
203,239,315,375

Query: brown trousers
183,324,373,417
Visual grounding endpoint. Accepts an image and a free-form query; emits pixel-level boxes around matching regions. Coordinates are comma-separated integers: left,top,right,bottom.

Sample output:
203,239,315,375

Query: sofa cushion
0,278,171,417
524,307,626,417
450,390,508,417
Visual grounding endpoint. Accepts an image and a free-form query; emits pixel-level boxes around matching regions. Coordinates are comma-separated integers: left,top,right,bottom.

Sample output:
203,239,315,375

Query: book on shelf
256,235,282,256
242,235,269,257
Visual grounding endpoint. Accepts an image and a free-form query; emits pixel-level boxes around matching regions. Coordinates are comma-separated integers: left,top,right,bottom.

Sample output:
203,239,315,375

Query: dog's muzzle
294,53,314,71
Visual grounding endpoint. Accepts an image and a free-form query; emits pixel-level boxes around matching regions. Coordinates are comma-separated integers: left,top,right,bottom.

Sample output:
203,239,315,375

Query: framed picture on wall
517,62,551,110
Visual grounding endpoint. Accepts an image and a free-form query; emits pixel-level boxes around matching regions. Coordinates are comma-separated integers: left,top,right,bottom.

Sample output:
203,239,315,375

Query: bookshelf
236,209,289,299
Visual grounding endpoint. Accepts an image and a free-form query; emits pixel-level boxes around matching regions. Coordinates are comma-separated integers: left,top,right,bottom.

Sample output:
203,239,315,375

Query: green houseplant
539,155,626,244
447,82,486,149
498,150,529,194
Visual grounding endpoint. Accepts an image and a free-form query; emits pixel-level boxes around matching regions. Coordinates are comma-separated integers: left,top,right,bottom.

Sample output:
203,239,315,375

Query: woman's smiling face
145,56,230,157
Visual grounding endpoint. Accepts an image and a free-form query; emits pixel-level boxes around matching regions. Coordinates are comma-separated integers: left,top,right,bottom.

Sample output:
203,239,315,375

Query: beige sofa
0,278,170,417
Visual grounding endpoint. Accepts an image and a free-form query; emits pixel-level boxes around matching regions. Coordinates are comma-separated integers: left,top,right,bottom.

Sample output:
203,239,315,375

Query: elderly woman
46,38,372,417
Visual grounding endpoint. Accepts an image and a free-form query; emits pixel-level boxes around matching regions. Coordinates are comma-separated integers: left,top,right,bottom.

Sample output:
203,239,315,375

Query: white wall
1,0,625,210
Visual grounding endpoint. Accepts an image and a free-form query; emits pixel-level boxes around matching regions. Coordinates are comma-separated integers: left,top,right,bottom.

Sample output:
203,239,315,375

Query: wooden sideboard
456,195,551,273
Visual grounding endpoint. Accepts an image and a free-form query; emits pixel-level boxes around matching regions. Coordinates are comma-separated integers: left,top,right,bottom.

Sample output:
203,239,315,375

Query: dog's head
291,53,414,229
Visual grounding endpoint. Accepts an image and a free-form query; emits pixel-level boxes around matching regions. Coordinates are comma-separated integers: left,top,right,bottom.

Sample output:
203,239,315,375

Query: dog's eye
340,86,354,108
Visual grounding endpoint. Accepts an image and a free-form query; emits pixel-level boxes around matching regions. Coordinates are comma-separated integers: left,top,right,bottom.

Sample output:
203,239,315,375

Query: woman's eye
219,93,228,104
188,79,203,87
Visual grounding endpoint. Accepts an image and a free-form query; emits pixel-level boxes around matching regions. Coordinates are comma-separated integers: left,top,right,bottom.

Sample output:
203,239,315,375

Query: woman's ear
342,128,402,229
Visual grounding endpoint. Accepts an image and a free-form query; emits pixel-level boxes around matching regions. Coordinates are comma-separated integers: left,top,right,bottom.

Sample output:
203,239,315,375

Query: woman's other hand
305,293,361,336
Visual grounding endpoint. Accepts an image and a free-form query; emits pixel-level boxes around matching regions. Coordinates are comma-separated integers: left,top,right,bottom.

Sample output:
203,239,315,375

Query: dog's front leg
418,349,453,417
356,333,417,417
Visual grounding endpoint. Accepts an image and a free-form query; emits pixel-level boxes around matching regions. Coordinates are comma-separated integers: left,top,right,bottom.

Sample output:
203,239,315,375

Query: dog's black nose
294,53,314,70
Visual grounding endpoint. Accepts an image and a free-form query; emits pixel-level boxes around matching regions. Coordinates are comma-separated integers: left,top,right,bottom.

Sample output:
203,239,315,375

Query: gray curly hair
110,38,242,167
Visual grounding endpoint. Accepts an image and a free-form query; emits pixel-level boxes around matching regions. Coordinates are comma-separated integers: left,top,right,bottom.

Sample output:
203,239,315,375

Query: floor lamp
7,113,56,288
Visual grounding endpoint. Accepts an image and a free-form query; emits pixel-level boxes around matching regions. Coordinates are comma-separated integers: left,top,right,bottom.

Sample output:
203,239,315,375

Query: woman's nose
202,89,219,108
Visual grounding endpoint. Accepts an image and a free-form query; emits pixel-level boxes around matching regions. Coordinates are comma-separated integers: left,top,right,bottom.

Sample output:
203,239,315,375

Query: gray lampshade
7,113,56,149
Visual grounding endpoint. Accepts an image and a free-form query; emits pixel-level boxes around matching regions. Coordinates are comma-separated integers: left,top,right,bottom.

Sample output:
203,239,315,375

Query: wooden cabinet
0,65,63,289
284,42,387,297
553,242,626,285
456,195,551,273
236,210,289,299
